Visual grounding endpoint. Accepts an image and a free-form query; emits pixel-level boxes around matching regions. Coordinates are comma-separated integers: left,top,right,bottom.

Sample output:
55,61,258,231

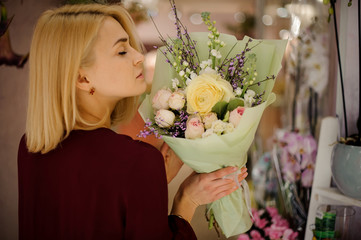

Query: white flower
171,78,180,89
224,123,235,134
152,88,172,110
202,112,218,129
211,120,226,135
244,89,256,107
220,41,225,47
185,115,204,139
190,72,197,80
186,78,192,86
202,129,214,138
208,33,214,39
200,59,212,69
182,61,189,67
229,106,245,128
168,91,186,110
235,87,242,96
179,70,185,77
155,109,175,128
211,49,222,59
199,66,217,75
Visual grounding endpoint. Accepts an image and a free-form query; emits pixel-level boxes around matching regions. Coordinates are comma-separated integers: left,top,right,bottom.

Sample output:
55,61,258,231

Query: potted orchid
324,0,361,200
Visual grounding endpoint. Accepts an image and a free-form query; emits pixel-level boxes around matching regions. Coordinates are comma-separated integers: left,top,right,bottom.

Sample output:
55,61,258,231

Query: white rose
224,123,235,134
202,112,218,129
169,91,186,110
229,106,245,128
211,120,226,135
155,109,175,128
185,115,204,139
202,129,214,138
152,89,172,110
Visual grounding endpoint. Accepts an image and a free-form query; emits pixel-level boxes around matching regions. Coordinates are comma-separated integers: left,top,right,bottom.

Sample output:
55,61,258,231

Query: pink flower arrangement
238,207,299,240
276,130,317,188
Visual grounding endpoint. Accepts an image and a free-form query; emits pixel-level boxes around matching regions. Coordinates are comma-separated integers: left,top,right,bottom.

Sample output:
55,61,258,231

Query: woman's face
82,17,146,101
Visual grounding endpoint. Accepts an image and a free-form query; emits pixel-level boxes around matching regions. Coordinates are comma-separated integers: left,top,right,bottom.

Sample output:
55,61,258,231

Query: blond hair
26,3,144,153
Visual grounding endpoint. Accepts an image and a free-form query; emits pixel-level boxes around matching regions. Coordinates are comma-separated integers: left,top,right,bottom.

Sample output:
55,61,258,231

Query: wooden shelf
314,187,361,208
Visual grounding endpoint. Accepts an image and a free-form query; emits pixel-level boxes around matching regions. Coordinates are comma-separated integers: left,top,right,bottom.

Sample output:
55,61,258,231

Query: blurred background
1,0,360,239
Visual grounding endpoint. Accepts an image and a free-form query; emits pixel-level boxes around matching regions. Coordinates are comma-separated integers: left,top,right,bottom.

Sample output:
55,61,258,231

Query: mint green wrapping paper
139,33,287,237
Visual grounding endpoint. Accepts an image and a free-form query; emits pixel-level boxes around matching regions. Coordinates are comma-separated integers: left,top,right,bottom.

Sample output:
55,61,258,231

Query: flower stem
357,0,361,139
331,0,348,138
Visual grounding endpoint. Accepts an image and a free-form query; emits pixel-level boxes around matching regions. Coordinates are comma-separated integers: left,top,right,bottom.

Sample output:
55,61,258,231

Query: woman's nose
134,50,145,66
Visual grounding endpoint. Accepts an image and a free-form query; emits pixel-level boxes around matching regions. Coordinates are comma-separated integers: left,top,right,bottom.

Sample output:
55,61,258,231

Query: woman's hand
171,166,248,222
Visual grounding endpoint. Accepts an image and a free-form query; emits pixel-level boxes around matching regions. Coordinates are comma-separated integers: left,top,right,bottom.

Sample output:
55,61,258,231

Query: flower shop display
237,206,298,240
138,0,287,237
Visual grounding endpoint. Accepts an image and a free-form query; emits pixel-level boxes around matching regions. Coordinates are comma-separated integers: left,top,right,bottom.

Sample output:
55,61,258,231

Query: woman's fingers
208,166,238,180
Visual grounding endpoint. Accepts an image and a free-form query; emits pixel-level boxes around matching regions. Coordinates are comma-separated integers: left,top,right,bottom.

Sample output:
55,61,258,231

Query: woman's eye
118,51,127,55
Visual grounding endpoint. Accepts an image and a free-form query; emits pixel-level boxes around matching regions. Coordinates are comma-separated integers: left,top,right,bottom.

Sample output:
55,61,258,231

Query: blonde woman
18,3,248,240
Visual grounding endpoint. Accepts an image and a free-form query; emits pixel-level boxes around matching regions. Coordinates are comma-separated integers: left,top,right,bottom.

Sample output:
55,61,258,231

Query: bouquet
237,207,299,240
138,0,287,237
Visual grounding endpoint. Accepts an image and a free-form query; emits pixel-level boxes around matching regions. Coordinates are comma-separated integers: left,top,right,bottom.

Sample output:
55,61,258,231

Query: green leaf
223,111,230,122
211,101,228,119
227,98,244,112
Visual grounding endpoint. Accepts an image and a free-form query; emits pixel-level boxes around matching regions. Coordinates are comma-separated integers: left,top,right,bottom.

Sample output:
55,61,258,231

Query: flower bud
202,112,218,129
185,115,204,139
155,109,175,128
229,106,245,128
152,89,172,110
169,91,186,110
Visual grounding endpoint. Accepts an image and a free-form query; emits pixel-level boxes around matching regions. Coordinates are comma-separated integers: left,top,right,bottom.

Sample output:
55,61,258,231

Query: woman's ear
76,69,90,91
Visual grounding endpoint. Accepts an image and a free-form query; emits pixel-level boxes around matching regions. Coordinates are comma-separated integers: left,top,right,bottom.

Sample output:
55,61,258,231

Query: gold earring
89,87,95,95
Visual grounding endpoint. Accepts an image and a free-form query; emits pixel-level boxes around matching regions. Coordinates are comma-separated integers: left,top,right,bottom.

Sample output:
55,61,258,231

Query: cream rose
185,115,204,139
202,112,218,129
168,91,186,110
152,89,172,110
186,73,234,115
155,109,175,128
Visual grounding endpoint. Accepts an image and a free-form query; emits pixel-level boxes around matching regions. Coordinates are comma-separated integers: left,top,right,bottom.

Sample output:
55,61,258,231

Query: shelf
314,187,361,208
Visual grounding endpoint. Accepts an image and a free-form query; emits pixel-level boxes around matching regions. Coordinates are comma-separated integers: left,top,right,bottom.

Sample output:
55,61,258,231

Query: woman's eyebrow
113,37,129,47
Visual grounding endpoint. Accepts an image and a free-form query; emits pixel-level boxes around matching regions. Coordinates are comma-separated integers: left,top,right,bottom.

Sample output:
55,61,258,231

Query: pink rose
185,115,204,139
152,88,172,110
229,106,245,128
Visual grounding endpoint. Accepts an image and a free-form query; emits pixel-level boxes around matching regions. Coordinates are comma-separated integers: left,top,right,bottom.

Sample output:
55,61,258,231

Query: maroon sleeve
122,140,196,240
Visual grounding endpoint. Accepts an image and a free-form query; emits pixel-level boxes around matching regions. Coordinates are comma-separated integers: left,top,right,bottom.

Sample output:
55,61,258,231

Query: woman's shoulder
71,128,163,164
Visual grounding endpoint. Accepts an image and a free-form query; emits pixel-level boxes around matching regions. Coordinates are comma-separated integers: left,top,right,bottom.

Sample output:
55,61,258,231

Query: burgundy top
18,128,196,240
